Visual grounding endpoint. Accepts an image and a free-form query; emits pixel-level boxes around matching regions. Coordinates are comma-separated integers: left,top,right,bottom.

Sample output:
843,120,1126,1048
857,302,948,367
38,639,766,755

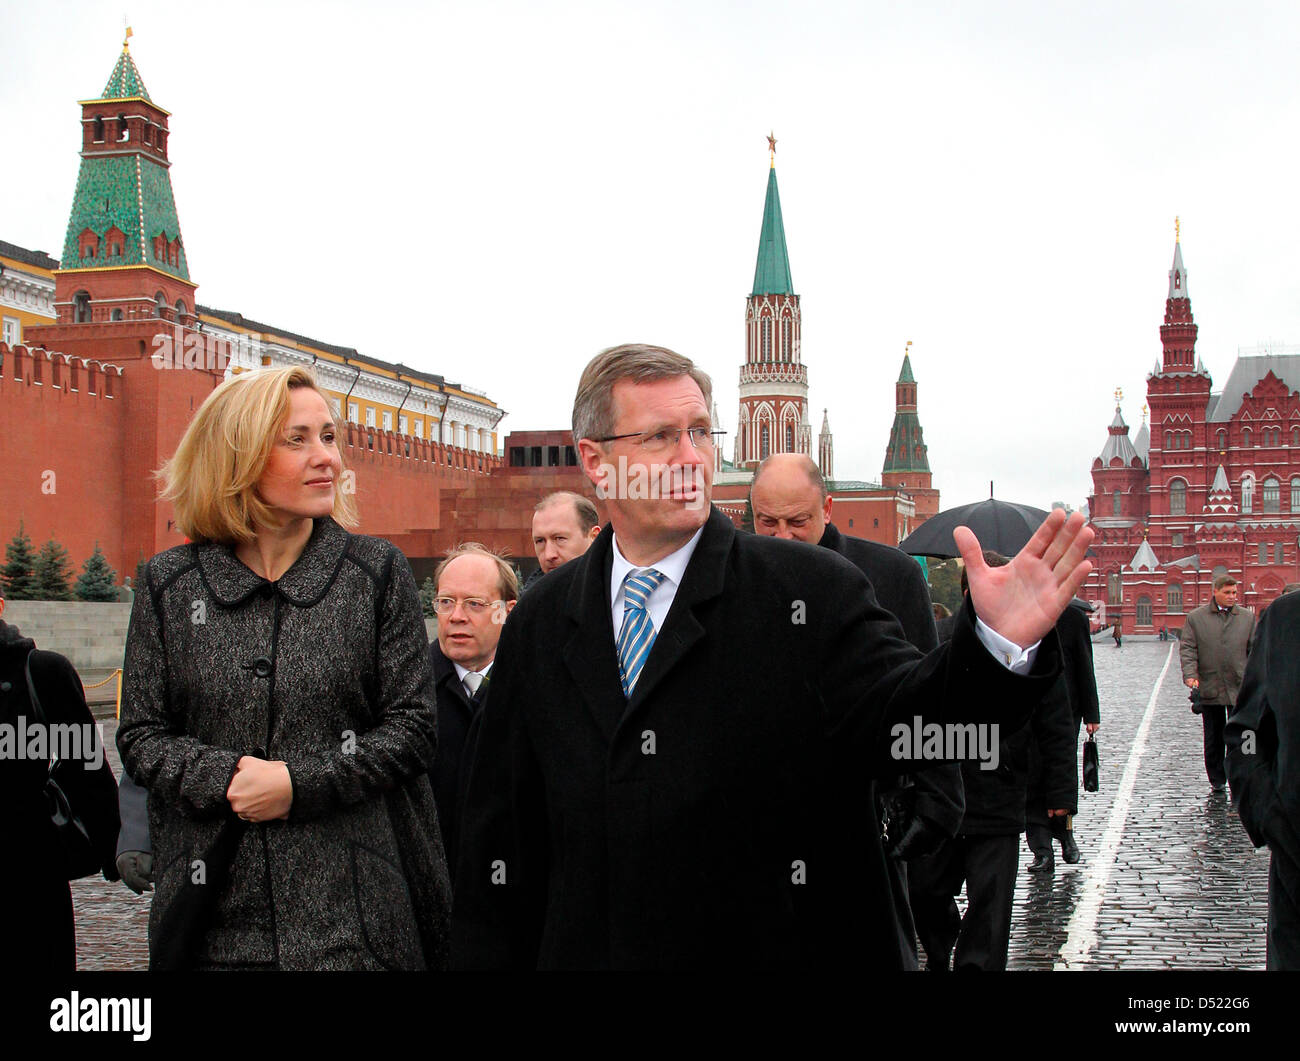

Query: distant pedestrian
522,491,600,593
1227,590,1300,969
1182,574,1255,792
1113,626,1122,648
118,366,450,969
1,590,121,971
933,602,952,621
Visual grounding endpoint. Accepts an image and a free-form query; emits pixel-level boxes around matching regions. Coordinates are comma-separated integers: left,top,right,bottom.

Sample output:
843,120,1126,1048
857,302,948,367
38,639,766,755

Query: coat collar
197,517,351,607
429,641,475,716
561,506,734,738
818,520,844,553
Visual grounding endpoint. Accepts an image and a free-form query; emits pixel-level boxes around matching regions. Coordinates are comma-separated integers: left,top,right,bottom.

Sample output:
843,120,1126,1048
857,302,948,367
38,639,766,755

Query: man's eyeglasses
432,597,503,616
592,427,726,454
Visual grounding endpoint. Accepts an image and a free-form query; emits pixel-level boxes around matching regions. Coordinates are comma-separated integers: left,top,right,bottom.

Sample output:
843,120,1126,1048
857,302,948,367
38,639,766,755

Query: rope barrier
83,668,122,690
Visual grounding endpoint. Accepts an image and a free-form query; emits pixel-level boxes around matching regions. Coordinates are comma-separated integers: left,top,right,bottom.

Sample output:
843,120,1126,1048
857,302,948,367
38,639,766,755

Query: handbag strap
22,650,60,778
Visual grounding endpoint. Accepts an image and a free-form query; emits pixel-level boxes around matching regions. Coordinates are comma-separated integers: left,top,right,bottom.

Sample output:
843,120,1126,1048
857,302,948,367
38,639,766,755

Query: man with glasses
452,343,1094,969
427,543,518,876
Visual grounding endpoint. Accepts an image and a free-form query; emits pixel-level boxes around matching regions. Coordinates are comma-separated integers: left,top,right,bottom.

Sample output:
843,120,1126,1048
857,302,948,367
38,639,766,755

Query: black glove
116,851,154,894
1189,687,1202,715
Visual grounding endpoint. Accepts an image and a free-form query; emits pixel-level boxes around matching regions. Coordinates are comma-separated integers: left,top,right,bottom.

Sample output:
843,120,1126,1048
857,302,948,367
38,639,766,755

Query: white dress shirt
454,660,493,698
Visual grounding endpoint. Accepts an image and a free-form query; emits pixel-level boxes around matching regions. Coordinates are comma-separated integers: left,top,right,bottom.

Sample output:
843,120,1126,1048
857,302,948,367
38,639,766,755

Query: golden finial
1114,385,1123,407
1142,402,1148,422
124,21,133,51
767,131,777,168
1175,216,1180,243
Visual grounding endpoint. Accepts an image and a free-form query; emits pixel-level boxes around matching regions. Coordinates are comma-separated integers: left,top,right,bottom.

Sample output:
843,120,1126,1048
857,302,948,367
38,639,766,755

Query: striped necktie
616,568,666,698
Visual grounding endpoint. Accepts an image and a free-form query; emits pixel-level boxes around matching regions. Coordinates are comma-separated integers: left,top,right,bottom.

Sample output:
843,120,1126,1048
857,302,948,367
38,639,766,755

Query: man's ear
578,438,611,493
822,494,833,524
586,524,601,544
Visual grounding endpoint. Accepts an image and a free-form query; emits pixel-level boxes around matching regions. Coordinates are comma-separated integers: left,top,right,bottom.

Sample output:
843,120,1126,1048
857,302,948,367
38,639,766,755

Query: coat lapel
619,508,732,722
561,526,627,742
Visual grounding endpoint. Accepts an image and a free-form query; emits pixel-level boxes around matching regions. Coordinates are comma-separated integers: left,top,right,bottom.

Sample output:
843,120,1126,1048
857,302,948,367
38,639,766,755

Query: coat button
252,656,273,679
0,681,10,693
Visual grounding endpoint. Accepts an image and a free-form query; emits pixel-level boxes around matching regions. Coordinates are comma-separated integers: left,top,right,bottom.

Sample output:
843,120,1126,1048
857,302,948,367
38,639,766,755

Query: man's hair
535,491,599,535
433,542,520,602
159,365,358,544
750,453,828,503
960,550,1009,596
1213,574,1238,592
572,343,713,443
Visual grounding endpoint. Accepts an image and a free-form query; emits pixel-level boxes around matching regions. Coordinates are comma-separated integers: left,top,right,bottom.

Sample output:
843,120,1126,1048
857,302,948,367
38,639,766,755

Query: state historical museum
1085,232,1300,632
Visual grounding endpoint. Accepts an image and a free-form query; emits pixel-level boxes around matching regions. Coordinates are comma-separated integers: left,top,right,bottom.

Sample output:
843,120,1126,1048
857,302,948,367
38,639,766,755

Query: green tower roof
751,167,794,296
897,353,915,383
101,47,151,101
882,413,931,474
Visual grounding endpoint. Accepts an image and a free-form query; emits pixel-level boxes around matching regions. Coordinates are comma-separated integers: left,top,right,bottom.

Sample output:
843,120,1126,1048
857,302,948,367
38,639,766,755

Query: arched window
110,308,123,321
174,300,187,324
1242,427,1253,448
154,292,167,318
1259,543,1267,565
73,291,91,323
1112,489,1121,516
1217,429,1227,451
759,421,770,460
1107,573,1122,606
1169,478,1186,516
781,317,792,361
760,318,772,362
1291,477,1300,511
1167,584,1183,613
1292,426,1299,447
1275,542,1285,564
785,423,794,452
1263,477,1280,513
1242,474,1255,513
1164,431,1172,450
92,115,104,142
1212,564,1228,581
117,113,128,142
1136,596,1153,626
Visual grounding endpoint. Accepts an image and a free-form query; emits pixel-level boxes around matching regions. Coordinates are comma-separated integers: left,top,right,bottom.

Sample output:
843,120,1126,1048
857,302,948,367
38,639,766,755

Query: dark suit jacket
451,506,1059,969
429,641,486,879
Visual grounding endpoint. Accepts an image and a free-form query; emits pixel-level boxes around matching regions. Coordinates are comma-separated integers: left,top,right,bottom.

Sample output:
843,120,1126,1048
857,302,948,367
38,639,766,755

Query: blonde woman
117,366,449,970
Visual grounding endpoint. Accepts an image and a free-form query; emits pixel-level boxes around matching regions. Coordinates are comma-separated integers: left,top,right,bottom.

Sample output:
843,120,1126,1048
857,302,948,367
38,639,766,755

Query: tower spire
752,151,793,296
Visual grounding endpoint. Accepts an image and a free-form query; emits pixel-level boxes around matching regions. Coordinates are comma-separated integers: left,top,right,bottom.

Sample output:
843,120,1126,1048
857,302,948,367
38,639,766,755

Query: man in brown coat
1181,574,1255,791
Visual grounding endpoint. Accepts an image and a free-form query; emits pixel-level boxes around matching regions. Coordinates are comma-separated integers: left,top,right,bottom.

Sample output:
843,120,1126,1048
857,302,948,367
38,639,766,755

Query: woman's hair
160,366,358,544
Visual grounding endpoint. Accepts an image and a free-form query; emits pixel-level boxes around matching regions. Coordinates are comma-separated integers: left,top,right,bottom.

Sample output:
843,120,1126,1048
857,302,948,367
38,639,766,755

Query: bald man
523,492,602,594
750,453,964,968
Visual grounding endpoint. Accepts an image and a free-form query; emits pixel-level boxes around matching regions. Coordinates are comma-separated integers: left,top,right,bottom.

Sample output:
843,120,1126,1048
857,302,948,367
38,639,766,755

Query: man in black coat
427,544,517,877
1025,597,1101,870
750,453,963,968
908,556,1077,970
1227,589,1300,969
450,343,1094,970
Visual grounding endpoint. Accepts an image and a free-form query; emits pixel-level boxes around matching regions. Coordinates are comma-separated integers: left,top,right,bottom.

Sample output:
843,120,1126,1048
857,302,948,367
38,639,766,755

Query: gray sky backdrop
4,0,1297,512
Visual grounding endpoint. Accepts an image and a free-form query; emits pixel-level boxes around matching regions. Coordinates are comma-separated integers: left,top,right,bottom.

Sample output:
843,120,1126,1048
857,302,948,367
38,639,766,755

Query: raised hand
954,509,1094,650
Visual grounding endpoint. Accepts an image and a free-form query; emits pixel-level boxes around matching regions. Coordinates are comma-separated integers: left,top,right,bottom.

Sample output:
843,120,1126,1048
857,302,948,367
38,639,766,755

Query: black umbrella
898,496,1051,560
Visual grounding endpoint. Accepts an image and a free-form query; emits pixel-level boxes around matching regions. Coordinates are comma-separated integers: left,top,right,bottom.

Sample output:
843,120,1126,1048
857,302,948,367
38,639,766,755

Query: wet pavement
72,638,1271,971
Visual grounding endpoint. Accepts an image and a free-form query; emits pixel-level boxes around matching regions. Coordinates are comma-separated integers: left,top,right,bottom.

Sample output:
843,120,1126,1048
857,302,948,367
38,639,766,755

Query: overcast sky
4,0,1298,510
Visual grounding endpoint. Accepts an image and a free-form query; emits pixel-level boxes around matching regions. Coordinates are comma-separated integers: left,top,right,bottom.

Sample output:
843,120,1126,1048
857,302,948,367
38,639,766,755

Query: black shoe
1211,781,1227,792
1060,833,1081,864
1028,852,1054,873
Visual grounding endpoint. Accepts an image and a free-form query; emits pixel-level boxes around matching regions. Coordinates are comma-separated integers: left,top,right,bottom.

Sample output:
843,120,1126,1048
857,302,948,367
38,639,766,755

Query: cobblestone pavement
73,638,1270,971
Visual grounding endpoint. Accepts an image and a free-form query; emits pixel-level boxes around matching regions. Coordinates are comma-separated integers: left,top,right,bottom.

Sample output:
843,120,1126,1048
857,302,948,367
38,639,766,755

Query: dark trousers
1268,851,1300,971
1025,822,1067,857
1201,704,1229,786
908,834,1019,971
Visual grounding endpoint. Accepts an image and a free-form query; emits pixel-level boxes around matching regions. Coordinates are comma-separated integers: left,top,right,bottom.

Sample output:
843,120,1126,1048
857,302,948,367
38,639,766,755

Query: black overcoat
451,507,1059,969
1227,590,1300,967
1,621,121,970
117,516,451,970
428,640,486,879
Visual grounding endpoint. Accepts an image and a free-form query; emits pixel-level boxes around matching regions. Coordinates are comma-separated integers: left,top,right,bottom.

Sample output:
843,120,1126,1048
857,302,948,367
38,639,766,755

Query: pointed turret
1168,238,1188,300
1133,405,1150,466
1159,221,1198,373
1205,464,1237,514
101,44,152,101
1128,538,1161,572
1097,405,1140,466
818,408,834,480
883,346,929,474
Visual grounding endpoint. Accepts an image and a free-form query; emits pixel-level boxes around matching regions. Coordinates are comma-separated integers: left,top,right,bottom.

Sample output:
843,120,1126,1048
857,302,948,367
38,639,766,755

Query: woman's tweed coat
117,516,451,970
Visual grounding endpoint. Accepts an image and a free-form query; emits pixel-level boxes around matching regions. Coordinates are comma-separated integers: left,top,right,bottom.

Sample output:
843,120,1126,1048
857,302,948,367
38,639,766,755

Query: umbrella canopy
898,498,1052,560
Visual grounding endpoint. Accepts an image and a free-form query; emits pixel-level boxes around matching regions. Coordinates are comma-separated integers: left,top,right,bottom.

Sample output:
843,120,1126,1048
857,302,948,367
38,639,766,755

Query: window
2,316,18,346
1217,429,1227,451
1107,573,1122,606
1112,489,1121,516
73,291,91,324
154,292,167,318
1293,426,1300,447
1292,477,1300,511
1169,479,1186,516
347,402,358,424
1172,532,1184,548
116,113,128,142
1259,543,1267,565
110,308,123,321
1167,584,1183,614
1212,564,1228,581
412,419,422,438
1164,431,1172,451
1243,427,1253,448
382,410,392,431
365,407,375,428
174,300,187,323
1263,477,1280,514
92,116,104,142
785,423,794,452
1136,596,1152,626
398,415,408,435
760,422,770,460
781,317,792,360
760,317,772,361
1242,475,1254,513
1275,543,1284,564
